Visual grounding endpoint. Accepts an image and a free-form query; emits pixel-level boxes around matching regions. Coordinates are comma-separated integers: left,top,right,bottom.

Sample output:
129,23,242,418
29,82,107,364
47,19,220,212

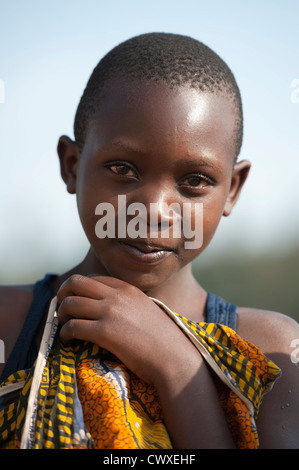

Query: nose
147,199,181,229
127,182,182,232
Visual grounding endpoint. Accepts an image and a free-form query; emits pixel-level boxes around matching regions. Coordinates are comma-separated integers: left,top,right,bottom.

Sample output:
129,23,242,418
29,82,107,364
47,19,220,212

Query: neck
145,265,207,321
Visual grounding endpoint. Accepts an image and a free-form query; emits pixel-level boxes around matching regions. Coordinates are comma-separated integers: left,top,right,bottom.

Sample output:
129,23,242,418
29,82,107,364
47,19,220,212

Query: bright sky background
0,0,298,282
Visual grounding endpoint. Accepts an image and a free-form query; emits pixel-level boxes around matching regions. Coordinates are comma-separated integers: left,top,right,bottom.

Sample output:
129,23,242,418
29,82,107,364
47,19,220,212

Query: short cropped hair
74,32,243,159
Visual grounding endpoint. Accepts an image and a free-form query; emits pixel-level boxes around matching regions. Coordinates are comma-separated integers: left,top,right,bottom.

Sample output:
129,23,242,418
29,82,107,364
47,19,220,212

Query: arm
57,274,236,448
255,315,299,449
154,345,236,448
0,285,34,379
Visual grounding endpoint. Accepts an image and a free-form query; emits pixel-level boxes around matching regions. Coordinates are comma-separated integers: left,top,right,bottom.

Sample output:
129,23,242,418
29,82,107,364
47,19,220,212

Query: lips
120,239,175,253
117,239,175,264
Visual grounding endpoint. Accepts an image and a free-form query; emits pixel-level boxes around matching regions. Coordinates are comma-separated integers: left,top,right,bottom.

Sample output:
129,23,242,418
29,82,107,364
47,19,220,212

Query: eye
179,174,214,191
106,162,138,178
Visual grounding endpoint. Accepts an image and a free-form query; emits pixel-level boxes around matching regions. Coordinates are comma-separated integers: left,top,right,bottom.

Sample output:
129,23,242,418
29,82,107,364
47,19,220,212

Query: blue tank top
0,274,238,383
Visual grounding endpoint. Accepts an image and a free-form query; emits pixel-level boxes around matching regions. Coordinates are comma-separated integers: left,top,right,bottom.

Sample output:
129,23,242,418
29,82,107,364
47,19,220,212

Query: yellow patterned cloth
0,297,281,449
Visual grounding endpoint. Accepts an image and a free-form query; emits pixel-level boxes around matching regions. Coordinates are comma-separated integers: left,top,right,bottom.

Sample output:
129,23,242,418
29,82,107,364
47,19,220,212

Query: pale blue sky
0,0,298,282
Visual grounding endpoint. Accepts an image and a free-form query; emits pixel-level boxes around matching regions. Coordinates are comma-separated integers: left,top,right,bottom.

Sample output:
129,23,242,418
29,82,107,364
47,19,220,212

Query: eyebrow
102,140,146,155
179,159,216,169
101,140,219,169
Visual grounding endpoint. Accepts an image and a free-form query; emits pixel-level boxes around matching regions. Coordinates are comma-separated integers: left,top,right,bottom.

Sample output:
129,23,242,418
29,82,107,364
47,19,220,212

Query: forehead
86,78,237,164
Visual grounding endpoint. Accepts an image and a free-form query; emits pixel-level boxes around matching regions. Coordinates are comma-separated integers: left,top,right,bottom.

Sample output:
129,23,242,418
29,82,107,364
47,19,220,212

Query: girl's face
59,79,249,292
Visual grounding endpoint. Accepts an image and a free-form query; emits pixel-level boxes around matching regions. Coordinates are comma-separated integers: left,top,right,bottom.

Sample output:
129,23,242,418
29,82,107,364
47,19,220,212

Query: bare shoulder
0,283,34,378
237,306,299,448
237,306,299,355
0,283,34,321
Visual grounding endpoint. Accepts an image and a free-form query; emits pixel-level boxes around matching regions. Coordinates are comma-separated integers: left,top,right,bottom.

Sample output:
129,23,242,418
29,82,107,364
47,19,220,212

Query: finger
57,296,104,325
87,274,132,290
59,318,100,345
56,274,112,305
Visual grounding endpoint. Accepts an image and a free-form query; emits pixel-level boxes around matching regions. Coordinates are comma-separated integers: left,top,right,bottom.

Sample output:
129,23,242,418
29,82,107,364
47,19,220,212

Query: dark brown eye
180,175,211,189
108,163,137,177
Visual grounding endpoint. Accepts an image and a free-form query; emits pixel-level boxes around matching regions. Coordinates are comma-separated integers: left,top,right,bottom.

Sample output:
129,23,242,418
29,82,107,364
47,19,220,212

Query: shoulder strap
0,274,57,382
205,292,238,331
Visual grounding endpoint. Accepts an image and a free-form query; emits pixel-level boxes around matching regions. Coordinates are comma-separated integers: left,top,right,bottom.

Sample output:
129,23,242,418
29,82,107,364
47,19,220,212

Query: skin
1,79,299,448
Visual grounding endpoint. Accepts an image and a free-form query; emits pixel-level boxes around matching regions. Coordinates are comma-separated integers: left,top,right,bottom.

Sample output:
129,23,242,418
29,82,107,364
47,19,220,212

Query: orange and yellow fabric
0,297,281,449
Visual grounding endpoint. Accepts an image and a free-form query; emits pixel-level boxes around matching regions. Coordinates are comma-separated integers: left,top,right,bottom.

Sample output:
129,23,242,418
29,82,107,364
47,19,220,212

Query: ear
57,135,80,194
223,160,251,217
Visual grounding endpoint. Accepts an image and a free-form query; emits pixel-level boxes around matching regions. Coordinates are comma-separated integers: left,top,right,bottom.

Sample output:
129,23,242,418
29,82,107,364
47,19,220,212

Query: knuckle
60,318,77,343
57,274,85,303
58,296,76,323
69,273,85,285
67,318,81,340
59,296,73,313
61,295,72,308
121,283,136,296
100,304,113,326
67,318,77,336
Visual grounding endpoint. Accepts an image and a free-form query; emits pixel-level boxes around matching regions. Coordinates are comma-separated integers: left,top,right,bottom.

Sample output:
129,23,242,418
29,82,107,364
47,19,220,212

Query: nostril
148,201,182,226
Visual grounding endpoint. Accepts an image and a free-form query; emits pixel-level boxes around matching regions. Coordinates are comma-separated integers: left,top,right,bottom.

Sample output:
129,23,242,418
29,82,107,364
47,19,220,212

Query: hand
56,274,236,448
56,274,198,387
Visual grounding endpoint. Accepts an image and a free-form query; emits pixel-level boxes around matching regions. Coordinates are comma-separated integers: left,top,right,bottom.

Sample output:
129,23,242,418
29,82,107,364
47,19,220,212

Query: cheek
76,184,96,229
187,197,224,233
184,196,226,254
202,197,227,241
75,167,116,234
203,212,222,245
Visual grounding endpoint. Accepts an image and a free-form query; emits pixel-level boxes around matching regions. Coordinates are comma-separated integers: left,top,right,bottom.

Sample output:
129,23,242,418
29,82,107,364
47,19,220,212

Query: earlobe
223,160,251,217
57,135,80,194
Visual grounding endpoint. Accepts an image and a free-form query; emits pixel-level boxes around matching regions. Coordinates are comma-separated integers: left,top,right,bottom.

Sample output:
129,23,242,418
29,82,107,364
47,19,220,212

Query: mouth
117,239,176,264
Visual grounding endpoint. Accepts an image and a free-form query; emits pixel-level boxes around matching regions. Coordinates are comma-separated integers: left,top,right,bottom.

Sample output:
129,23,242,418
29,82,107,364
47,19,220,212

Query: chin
90,239,183,292
113,269,168,293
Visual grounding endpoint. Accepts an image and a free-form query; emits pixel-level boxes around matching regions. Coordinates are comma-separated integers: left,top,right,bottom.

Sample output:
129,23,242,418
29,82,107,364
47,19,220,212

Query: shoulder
0,283,34,377
237,306,299,355
0,283,34,318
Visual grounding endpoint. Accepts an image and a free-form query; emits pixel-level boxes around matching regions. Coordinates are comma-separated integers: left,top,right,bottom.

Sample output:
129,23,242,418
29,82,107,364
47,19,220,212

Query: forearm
155,346,236,449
